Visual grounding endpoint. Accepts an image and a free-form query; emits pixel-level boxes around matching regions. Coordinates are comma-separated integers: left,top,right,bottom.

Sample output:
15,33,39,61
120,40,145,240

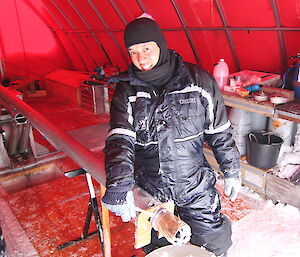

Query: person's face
128,41,160,71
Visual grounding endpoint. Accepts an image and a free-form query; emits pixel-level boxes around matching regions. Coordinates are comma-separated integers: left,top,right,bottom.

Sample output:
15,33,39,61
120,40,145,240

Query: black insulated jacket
104,51,240,205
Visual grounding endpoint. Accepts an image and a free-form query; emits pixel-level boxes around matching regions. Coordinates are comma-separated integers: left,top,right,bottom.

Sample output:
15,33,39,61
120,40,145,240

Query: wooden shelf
222,92,300,123
275,100,300,123
222,91,275,117
206,94,300,207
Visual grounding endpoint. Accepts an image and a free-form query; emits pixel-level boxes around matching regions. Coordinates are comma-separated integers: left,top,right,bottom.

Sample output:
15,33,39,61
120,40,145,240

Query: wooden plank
265,173,300,209
222,91,275,117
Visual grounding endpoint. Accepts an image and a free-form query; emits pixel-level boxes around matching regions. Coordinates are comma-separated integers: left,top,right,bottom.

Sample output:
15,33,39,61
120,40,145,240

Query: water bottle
213,59,229,90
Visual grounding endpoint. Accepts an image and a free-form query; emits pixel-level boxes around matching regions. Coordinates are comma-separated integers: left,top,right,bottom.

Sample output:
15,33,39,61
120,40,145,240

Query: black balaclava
124,18,176,88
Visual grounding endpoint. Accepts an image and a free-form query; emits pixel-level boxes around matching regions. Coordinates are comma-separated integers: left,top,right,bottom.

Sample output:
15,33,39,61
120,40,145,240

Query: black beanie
124,17,175,88
124,18,167,50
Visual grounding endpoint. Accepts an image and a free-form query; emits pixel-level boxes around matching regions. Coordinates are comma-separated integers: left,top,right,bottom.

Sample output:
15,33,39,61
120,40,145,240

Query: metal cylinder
7,122,21,156
14,113,27,125
18,122,31,154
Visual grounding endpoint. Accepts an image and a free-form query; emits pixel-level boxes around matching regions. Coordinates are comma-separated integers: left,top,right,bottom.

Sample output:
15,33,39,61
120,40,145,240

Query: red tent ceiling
0,0,299,81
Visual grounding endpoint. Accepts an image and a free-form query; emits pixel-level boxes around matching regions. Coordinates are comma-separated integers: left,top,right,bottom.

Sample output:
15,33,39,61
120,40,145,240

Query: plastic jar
213,59,229,90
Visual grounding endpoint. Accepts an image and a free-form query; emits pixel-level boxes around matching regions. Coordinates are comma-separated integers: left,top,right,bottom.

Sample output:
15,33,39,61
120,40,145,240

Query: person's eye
129,51,136,56
144,47,150,52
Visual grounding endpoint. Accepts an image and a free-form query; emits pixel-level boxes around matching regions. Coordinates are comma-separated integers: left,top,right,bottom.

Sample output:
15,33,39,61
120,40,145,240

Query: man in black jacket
102,16,241,257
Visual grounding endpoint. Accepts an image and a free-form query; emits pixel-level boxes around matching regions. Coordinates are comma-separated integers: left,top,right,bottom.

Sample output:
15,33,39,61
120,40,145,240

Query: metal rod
0,85,106,184
171,0,201,67
87,0,128,66
214,0,240,71
270,0,288,73
49,27,300,33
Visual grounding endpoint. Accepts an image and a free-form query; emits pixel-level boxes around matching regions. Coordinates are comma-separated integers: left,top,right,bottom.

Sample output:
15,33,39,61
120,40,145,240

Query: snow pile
228,201,300,257
272,124,300,181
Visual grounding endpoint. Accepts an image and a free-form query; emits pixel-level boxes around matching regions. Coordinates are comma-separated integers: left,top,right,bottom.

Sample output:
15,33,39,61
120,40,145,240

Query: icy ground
1,179,300,257
225,186,300,257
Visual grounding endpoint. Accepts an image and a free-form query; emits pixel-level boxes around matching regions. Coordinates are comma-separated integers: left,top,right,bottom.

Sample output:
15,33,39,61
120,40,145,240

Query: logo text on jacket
179,98,196,104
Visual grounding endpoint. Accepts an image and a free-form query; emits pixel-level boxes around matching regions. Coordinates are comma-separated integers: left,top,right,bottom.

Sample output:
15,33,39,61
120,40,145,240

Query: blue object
283,63,300,90
294,83,300,99
244,84,261,92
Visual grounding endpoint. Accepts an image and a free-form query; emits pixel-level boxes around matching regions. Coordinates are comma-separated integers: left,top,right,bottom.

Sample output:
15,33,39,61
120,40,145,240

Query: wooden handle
100,184,112,257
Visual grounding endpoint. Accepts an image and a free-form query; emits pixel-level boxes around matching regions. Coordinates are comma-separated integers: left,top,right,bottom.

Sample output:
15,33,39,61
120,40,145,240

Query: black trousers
138,168,232,256
142,213,232,256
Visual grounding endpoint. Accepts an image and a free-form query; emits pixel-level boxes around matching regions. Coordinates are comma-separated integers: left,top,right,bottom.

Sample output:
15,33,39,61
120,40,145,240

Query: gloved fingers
230,183,242,202
129,202,136,219
120,205,136,222
224,185,232,197
224,177,242,201
125,190,136,220
229,188,238,202
121,210,131,222
229,192,238,202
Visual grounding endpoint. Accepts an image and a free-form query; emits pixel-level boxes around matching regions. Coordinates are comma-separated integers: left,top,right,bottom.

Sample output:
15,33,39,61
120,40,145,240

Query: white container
229,108,252,155
268,117,294,146
213,59,229,90
250,113,269,132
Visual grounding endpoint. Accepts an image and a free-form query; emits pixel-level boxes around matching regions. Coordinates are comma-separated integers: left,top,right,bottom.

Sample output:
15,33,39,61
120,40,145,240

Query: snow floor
224,186,300,257
1,176,299,257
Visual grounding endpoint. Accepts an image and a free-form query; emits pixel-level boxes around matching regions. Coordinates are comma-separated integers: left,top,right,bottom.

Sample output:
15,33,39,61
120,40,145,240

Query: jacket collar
107,51,191,89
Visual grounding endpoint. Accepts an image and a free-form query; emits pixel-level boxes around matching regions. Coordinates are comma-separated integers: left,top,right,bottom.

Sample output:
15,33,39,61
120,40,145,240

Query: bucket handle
248,131,275,145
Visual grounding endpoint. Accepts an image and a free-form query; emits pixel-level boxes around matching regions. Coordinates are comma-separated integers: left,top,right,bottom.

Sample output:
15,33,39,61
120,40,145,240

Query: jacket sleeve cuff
102,191,128,205
222,169,240,179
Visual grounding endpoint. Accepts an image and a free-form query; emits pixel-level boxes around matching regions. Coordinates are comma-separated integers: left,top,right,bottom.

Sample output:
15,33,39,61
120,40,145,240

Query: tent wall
0,0,299,81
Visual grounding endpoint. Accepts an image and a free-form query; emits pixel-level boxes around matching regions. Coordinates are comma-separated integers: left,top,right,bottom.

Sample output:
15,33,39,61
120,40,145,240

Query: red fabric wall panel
142,0,182,28
95,32,128,70
165,31,197,65
111,0,143,23
69,0,106,30
53,0,87,30
55,31,87,71
221,0,276,27
175,0,223,27
0,0,299,81
277,0,300,27
67,33,96,71
231,31,281,73
0,0,71,80
89,0,124,29
284,31,300,65
190,30,234,74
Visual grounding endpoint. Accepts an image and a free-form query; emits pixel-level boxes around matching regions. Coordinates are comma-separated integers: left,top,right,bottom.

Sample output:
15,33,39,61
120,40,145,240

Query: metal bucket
145,244,211,257
247,131,283,169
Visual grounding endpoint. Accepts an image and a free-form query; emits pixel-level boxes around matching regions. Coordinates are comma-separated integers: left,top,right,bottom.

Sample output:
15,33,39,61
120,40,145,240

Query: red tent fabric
0,0,299,81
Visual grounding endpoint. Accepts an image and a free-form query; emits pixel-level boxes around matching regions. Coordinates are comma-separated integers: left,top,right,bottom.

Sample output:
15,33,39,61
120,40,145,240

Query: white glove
102,191,136,222
224,176,242,202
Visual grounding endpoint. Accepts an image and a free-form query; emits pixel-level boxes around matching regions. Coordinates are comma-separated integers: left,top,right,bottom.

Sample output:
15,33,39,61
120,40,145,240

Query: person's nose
138,52,147,64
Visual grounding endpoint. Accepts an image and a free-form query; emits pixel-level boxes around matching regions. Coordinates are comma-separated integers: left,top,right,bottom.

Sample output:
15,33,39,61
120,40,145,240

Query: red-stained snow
2,176,300,257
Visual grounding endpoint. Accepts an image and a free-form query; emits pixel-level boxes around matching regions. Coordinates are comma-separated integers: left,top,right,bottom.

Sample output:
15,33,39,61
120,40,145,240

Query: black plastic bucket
247,131,283,169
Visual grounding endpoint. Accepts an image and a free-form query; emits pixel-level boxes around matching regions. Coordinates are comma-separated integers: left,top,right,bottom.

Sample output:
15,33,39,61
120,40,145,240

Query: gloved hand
102,191,136,222
224,176,242,202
